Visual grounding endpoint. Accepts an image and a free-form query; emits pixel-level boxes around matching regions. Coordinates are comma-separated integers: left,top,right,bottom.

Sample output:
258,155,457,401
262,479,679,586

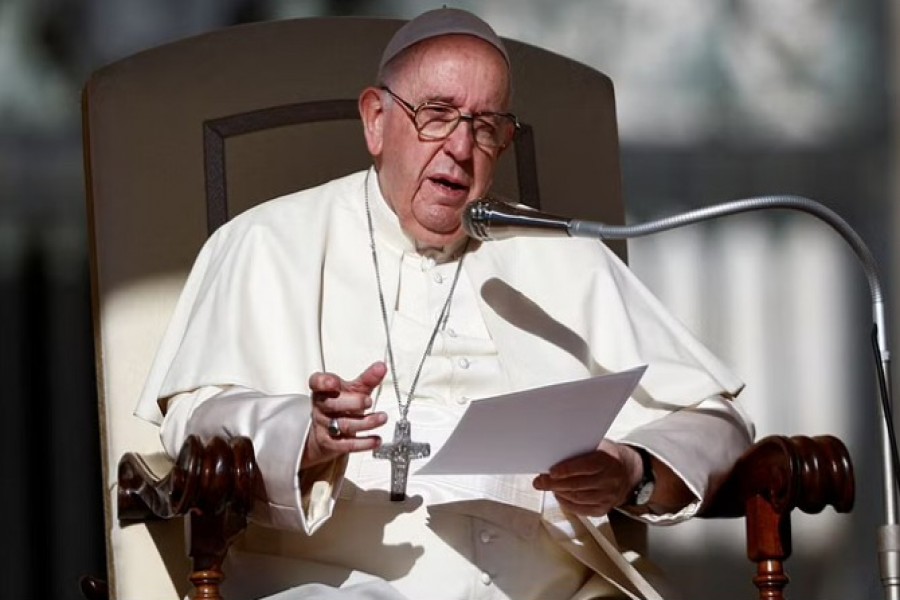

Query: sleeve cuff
162,386,348,534
614,395,754,524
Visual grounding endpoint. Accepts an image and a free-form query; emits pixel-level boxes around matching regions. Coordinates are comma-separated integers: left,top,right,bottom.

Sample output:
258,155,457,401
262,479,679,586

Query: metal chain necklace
364,170,469,501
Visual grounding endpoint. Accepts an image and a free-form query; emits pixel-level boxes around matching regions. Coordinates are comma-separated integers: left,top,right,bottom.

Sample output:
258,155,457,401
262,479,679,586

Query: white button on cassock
480,572,492,585
433,272,443,284
479,530,493,544
457,357,470,369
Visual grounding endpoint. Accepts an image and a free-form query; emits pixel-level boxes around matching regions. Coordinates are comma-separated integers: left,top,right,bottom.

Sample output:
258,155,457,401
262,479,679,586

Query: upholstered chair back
83,16,624,599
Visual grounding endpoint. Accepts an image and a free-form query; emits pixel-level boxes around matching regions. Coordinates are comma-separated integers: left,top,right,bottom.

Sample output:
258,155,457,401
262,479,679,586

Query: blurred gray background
0,0,894,598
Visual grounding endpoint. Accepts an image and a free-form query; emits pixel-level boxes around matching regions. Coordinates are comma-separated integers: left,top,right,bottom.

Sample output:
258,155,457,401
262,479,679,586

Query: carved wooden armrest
701,434,855,600
110,433,853,600
117,435,260,600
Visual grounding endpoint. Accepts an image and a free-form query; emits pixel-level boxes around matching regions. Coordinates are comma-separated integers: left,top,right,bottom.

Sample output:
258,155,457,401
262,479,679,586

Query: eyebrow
414,91,507,115
424,98,510,119
424,93,458,105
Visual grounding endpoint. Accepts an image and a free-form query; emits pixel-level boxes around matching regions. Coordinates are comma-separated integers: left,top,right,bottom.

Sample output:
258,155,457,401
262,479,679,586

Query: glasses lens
473,115,515,148
412,101,517,149
415,105,459,139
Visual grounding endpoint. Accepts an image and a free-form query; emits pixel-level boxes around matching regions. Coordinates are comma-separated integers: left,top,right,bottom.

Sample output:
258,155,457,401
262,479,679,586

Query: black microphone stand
570,195,898,600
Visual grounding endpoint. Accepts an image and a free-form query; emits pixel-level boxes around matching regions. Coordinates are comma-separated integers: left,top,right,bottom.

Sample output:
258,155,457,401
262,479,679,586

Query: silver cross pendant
373,418,430,501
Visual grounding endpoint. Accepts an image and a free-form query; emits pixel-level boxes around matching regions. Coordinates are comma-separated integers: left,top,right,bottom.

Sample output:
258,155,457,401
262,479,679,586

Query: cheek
472,155,499,195
380,153,419,210
400,149,443,198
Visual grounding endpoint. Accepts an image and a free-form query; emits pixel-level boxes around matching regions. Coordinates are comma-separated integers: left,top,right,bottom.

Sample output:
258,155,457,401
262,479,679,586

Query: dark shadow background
0,0,891,598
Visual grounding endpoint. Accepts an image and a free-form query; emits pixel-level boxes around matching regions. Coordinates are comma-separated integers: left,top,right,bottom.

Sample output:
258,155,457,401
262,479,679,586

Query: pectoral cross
373,419,430,501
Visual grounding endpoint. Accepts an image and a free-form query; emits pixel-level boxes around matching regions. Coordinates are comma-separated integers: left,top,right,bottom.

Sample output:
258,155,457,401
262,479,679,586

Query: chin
414,226,466,249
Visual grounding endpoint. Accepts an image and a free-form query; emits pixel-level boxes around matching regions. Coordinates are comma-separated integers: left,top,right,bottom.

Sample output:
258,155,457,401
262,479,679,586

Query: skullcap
378,7,510,77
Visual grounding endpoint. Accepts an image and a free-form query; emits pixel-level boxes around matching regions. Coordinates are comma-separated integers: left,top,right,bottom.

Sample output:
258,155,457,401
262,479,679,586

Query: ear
359,87,385,157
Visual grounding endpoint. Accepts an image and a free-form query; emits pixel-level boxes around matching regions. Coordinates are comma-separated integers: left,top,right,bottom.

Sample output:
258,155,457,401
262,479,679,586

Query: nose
442,118,476,161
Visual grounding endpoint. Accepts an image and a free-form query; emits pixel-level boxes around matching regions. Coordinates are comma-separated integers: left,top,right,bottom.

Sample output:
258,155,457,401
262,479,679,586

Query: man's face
364,36,511,248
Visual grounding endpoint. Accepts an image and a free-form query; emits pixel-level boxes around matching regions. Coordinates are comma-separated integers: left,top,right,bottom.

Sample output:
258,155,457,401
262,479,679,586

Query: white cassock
136,168,754,600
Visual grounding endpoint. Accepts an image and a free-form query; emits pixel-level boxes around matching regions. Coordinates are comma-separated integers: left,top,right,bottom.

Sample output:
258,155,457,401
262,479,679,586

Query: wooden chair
81,16,854,600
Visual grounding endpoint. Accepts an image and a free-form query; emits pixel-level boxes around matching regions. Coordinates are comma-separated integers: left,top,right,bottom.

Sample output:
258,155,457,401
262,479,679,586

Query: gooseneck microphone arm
465,195,899,599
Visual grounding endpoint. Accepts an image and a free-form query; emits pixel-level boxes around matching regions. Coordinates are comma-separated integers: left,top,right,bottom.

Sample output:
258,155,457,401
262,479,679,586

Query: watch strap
629,446,656,506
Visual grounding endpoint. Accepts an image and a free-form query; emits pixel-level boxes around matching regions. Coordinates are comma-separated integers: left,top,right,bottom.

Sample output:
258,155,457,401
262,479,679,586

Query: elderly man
136,8,753,600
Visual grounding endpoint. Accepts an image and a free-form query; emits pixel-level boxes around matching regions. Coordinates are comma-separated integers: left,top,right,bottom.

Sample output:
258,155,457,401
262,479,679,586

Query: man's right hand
303,361,389,469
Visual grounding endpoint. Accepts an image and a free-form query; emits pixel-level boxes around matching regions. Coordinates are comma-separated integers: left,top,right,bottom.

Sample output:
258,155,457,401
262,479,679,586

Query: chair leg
746,495,792,600
753,560,789,600
187,506,248,600
190,569,227,600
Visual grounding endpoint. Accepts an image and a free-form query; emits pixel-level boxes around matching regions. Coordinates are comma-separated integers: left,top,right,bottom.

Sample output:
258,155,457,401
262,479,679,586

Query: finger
309,372,342,396
325,435,383,454
553,494,612,518
316,411,387,437
533,473,608,493
549,450,618,478
344,361,388,394
554,487,620,505
312,391,374,415
312,425,383,453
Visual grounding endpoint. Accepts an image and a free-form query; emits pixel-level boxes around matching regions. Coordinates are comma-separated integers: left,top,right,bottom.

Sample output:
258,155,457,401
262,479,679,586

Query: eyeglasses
381,86,519,150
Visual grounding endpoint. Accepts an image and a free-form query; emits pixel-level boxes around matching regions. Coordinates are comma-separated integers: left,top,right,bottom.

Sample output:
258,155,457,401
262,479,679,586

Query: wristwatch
630,446,656,506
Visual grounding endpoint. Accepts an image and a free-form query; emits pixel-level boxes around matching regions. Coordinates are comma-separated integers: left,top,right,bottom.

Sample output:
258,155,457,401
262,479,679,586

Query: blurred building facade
0,0,890,598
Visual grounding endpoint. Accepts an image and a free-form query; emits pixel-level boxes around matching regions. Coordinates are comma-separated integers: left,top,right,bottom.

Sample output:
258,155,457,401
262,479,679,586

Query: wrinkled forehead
382,35,512,106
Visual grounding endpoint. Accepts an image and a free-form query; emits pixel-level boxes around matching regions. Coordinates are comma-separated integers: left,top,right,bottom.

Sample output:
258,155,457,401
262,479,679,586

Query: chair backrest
83,16,625,599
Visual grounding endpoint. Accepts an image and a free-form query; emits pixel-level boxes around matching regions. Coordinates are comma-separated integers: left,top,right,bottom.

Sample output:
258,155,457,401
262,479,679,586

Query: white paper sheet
416,365,646,475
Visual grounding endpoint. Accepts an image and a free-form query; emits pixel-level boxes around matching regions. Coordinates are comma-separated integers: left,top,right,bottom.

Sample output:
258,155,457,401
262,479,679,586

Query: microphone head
462,198,498,240
463,198,572,241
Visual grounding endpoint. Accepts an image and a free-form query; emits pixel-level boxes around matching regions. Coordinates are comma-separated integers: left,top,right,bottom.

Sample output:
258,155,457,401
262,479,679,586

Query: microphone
462,199,571,240
465,193,899,600
462,198,626,241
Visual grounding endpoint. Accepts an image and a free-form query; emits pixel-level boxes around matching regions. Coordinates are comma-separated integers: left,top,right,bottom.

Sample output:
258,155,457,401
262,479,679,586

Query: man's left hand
532,439,643,517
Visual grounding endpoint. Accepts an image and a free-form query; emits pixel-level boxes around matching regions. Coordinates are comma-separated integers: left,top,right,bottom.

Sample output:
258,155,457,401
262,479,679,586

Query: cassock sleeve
615,393,755,524
160,386,345,535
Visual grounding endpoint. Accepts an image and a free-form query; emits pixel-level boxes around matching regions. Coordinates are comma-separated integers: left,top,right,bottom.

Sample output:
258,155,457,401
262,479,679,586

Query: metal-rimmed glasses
381,86,519,150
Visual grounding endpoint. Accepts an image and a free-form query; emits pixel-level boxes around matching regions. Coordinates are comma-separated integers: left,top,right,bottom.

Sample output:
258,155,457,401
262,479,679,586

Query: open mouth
430,175,469,194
